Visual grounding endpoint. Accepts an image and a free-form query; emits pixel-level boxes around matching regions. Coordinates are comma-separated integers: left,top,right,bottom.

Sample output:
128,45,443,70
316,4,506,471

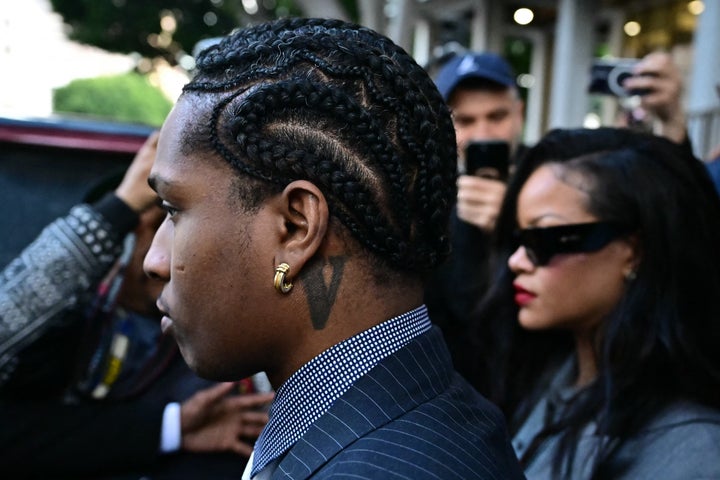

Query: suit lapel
274,327,454,479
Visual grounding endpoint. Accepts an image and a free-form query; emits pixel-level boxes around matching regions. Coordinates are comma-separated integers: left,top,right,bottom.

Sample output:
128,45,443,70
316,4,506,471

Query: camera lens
608,65,634,97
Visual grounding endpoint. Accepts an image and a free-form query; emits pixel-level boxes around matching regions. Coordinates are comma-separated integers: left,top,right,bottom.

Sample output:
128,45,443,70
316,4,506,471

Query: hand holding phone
464,140,510,181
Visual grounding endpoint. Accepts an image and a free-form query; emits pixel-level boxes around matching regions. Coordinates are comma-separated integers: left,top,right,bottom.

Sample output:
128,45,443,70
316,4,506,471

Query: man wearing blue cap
425,52,525,387
434,51,524,228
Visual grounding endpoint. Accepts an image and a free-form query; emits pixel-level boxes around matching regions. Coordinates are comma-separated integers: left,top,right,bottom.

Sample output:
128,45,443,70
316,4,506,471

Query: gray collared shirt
512,358,720,479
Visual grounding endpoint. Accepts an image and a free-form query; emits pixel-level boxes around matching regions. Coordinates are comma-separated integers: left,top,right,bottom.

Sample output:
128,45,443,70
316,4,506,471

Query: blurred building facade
0,0,188,120
1,0,717,158
0,0,136,117
383,0,719,159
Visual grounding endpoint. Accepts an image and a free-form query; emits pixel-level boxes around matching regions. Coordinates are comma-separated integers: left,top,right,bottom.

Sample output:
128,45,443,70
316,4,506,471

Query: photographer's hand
456,175,506,232
623,52,686,143
115,131,160,213
180,382,273,456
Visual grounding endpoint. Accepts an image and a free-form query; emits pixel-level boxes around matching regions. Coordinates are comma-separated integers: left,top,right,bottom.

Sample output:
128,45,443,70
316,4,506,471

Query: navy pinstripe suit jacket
273,326,525,479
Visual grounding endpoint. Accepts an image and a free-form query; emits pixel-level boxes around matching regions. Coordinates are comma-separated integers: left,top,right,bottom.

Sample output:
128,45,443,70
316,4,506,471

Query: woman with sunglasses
471,127,720,479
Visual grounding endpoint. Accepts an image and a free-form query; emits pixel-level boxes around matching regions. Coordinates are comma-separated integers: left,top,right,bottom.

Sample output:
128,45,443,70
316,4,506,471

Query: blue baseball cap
434,52,516,101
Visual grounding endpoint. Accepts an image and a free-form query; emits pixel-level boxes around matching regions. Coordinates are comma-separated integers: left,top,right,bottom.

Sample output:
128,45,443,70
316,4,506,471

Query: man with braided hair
144,18,524,480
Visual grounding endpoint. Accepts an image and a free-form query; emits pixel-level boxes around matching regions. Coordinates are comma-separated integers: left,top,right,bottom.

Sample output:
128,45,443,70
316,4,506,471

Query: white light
179,55,196,71
203,11,218,26
513,8,534,26
583,113,602,129
688,0,705,15
147,33,158,48
242,0,259,15
160,13,177,33
517,73,535,88
384,2,399,18
624,21,641,37
157,32,172,48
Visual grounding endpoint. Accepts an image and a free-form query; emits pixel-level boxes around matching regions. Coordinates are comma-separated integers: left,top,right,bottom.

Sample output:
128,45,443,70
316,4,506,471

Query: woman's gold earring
274,263,293,294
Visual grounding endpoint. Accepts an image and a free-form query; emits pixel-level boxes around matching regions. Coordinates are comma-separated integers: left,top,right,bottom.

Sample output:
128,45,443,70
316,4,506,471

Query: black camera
588,58,651,97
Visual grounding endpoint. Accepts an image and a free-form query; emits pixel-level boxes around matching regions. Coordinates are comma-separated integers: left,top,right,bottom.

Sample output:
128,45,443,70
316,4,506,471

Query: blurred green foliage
53,72,173,127
47,0,316,64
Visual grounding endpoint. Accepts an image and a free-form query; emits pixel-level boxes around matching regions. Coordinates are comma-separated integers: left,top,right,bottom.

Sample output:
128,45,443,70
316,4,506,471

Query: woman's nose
508,245,534,273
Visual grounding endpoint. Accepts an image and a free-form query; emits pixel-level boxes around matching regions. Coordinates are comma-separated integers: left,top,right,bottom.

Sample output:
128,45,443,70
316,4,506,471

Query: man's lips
160,315,174,335
156,298,174,334
513,283,536,306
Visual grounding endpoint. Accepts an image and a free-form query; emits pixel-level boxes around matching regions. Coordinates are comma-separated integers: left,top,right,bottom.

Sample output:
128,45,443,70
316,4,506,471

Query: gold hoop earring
274,263,293,294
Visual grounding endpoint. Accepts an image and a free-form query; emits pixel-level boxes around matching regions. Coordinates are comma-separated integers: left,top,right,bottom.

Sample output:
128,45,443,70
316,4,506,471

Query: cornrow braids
182,17,457,273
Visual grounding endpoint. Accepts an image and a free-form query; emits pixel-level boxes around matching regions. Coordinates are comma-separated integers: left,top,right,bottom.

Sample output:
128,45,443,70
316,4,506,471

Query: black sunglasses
515,221,629,266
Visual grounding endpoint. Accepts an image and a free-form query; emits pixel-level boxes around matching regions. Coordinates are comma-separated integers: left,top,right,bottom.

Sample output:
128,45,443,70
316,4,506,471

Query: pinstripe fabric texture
253,307,431,475
273,327,525,479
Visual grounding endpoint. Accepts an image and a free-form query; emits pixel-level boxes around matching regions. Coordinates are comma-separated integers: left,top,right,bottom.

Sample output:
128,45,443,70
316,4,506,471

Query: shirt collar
251,305,431,476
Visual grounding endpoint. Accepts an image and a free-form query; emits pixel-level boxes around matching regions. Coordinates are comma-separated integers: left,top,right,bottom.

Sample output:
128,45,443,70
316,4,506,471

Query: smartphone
465,140,510,181
588,58,652,97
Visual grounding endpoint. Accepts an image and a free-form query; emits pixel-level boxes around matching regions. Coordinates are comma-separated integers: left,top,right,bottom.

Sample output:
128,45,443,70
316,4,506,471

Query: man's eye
489,112,509,122
161,202,178,217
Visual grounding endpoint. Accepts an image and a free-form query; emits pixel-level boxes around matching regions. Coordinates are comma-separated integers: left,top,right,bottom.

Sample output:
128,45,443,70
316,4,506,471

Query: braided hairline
184,18,455,271
213,79,413,266
187,47,418,236
195,17,405,72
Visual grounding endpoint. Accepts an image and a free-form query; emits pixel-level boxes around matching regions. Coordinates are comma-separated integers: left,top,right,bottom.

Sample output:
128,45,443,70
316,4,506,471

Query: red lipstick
513,283,536,307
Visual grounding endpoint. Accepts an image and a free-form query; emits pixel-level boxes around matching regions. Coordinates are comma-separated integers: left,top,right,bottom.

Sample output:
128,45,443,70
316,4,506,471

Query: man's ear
273,180,329,275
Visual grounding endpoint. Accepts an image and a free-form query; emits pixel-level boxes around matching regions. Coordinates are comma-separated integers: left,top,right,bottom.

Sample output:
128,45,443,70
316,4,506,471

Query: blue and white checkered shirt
250,305,431,477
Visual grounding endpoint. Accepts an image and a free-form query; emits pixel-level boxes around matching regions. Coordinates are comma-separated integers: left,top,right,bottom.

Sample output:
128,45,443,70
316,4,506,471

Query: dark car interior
0,116,154,269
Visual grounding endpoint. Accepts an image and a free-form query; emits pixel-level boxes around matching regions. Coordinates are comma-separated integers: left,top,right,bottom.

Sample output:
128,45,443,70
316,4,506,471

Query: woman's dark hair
177,18,457,275
473,127,720,477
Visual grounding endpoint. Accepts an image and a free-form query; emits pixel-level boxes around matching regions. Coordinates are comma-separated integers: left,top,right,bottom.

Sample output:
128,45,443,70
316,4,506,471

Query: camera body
588,58,651,97
464,140,510,181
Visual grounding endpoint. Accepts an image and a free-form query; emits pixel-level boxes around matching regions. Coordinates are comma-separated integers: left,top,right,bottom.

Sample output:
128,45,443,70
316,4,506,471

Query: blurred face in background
117,205,166,317
449,86,524,161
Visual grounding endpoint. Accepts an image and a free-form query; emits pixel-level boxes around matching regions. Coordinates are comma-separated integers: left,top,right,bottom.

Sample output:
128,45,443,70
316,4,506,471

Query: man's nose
469,121,494,141
143,220,171,281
